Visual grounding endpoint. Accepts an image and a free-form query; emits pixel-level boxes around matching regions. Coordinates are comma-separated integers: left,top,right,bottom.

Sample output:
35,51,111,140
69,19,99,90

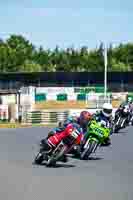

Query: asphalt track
0,126,133,200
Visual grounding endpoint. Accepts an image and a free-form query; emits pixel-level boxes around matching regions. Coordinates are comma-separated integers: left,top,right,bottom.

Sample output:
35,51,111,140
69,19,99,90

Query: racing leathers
93,110,113,131
128,102,133,123
47,116,88,139
115,102,131,125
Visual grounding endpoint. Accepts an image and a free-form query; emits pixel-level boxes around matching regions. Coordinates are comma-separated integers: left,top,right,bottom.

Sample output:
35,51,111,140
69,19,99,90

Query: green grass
0,122,56,128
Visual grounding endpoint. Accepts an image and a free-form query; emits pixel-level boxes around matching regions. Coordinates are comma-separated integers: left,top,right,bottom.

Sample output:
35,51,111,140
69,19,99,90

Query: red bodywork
48,124,82,147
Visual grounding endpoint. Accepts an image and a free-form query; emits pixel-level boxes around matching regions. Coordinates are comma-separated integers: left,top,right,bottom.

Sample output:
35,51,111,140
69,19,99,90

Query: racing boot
40,139,53,153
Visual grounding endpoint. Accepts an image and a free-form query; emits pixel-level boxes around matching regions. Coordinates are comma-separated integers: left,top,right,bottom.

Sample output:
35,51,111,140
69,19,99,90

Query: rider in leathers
81,103,113,149
41,111,92,162
115,99,131,125
127,98,133,123
47,111,92,138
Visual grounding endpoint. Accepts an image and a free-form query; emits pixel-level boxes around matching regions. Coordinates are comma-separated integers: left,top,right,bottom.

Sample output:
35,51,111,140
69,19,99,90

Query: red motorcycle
34,124,82,166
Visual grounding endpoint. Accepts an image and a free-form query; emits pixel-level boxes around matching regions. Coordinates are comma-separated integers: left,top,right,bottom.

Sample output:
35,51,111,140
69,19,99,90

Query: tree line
0,34,133,72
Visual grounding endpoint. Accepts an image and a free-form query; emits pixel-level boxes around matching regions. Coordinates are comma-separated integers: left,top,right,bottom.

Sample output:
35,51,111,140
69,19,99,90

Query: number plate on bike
93,127,104,137
71,130,79,139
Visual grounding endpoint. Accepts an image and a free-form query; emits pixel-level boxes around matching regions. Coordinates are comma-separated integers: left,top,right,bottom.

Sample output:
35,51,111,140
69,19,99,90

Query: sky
0,0,133,50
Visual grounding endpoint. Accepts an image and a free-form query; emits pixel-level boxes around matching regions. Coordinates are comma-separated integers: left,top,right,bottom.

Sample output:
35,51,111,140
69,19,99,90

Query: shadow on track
87,157,103,160
46,163,76,168
32,162,76,168
113,130,127,135
68,154,103,161
113,125,131,135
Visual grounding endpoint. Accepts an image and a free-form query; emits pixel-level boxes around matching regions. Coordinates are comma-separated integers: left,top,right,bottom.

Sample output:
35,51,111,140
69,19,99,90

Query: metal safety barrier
24,110,69,125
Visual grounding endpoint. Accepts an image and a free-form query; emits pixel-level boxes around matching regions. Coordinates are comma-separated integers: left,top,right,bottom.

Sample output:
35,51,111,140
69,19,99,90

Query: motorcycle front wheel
46,145,67,167
80,140,98,160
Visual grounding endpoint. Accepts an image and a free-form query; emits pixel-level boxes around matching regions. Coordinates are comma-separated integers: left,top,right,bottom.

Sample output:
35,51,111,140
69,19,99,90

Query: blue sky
0,0,133,49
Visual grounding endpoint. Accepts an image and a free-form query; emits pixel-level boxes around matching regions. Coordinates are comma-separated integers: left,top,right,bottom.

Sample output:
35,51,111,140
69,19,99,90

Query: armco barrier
25,110,69,124
26,111,42,124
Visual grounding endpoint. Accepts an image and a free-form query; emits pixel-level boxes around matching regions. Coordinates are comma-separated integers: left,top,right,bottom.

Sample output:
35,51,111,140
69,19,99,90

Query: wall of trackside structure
0,72,132,91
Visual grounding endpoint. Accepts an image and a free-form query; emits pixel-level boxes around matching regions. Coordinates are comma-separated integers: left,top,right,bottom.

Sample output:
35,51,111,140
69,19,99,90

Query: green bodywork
85,120,110,144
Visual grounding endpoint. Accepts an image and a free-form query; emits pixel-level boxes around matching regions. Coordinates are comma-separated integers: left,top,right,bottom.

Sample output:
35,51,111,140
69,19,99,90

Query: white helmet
102,103,113,117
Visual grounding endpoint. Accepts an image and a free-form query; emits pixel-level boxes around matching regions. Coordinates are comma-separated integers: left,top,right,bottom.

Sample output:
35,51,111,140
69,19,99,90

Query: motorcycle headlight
71,129,80,139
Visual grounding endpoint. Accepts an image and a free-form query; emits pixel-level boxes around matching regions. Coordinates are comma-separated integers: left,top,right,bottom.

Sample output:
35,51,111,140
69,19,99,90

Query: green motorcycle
80,120,110,160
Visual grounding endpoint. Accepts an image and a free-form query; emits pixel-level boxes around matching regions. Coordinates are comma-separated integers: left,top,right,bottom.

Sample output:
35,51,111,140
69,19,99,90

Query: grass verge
0,123,55,128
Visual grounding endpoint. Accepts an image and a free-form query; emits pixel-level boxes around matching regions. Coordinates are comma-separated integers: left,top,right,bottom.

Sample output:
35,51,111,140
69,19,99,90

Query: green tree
19,60,42,72
0,34,133,72
6,35,35,70
111,58,129,71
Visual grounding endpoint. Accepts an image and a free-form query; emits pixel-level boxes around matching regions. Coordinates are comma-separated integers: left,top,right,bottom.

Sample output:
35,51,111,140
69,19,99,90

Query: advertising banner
2,95,16,104
0,105,8,120
36,87,74,94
